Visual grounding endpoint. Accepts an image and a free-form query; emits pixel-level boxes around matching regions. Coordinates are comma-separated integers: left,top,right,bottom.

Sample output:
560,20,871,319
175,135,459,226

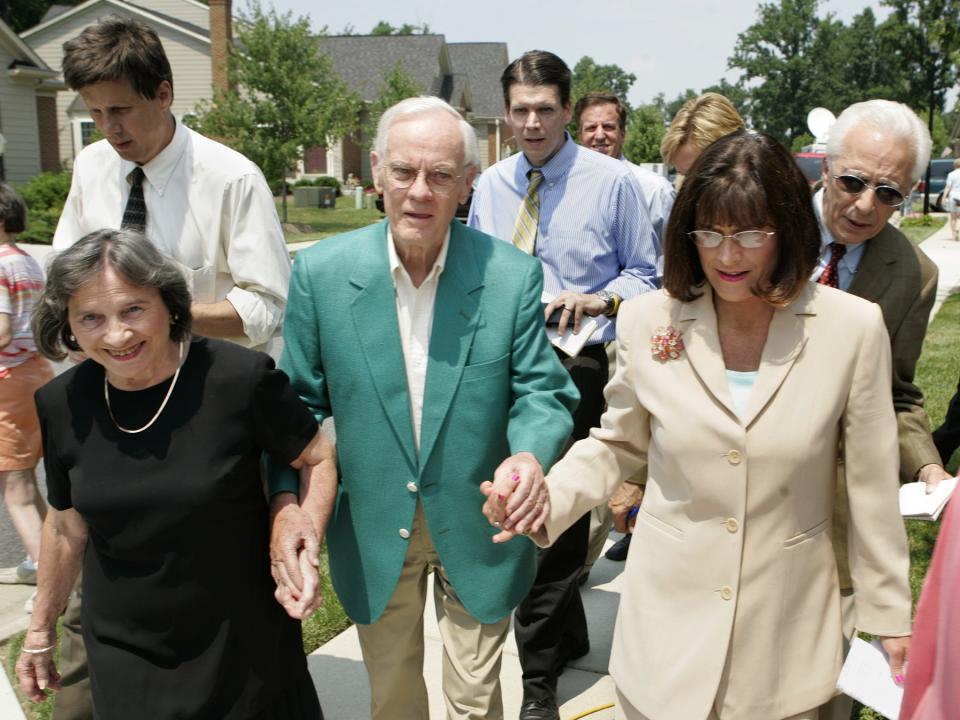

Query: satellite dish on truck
807,107,836,148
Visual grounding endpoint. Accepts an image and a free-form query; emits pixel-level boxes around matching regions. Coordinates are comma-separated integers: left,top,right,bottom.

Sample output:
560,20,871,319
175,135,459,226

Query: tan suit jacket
542,284,912,720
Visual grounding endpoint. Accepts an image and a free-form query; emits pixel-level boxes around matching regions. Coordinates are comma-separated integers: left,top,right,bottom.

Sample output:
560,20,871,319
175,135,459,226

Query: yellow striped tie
512,170,544,255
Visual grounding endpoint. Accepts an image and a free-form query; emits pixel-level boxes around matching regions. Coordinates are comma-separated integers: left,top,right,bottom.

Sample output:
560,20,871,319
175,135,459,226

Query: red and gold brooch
650,326,684,361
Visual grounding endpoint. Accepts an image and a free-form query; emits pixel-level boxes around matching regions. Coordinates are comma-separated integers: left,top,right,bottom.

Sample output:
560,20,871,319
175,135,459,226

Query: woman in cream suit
486,131,913,719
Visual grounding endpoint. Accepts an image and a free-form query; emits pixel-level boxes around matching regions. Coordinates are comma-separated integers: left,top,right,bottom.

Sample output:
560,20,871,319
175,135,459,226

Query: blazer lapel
847,226,897,301
417,223,483,475
349,221,417,469
741,285,814,428
678,289,738,419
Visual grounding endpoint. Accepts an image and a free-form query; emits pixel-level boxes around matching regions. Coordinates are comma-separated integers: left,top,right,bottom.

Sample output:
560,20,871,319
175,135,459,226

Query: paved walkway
3,216,959,719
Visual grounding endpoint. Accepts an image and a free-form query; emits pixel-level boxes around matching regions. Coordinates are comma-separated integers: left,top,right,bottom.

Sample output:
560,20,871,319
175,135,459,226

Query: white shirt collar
121,115,187,196
387,226,450,285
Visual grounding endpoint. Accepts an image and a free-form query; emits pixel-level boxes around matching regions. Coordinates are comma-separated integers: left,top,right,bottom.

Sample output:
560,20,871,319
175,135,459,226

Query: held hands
16,629,61,702
879,635,911,686
269,492,323,620
480,452,549,543
545,291,607,336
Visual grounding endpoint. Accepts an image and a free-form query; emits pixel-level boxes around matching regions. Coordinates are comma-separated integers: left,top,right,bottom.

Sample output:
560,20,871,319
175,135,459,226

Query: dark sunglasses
832,174,905,207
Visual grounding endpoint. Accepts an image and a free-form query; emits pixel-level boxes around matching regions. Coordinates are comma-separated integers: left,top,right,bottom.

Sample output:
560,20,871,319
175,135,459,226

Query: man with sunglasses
815,99,949,720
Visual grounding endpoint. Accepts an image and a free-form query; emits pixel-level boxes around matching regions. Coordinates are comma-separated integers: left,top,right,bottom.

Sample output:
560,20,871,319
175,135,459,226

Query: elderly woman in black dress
16,229,331,720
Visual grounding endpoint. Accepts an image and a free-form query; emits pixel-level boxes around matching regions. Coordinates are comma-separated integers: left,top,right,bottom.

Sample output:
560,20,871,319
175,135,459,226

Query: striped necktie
121,167,147,233
817,242,846,289
512,170,544,255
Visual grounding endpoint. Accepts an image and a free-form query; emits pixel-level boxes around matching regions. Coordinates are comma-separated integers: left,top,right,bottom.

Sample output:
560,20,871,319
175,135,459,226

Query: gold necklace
104,340,185,434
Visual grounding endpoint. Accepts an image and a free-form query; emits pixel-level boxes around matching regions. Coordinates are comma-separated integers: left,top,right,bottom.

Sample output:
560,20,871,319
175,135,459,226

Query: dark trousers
933,372,960,465
514,343,608,701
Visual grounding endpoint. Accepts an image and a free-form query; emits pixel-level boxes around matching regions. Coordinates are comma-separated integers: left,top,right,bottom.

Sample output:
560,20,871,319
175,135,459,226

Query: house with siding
22,0,232,169
0,18,61,183
310,35,512,183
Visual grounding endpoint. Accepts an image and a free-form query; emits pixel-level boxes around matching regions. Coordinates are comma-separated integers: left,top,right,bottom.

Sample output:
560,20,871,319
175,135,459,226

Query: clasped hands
481,452,550,543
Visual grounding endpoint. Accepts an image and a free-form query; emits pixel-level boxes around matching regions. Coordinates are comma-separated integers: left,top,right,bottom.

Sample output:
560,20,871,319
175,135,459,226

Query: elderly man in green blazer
270,97,578,720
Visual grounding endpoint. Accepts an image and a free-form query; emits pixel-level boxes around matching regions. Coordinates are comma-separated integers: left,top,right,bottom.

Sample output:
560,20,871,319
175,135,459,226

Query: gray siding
26,2,212,166
131,0,209,30
0,45,42,182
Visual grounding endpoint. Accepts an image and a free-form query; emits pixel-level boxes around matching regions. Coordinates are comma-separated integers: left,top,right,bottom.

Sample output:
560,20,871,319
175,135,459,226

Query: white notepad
836,638,903,720
899,477,957,521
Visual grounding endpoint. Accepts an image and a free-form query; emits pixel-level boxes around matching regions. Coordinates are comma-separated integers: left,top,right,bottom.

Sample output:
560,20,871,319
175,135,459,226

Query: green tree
622,104,668,163
364,61,424,150
0,0,82,33
189,1,359,221
570,56,637,110
370,20,431,35
728,0,825,144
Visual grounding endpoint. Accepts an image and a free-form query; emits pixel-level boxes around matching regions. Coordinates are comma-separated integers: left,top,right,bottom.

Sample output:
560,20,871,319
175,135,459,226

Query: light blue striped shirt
468,134,662,344
811,188,866,291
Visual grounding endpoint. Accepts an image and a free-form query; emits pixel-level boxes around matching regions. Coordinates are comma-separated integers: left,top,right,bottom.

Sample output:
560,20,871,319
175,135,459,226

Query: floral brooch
650,326,684,362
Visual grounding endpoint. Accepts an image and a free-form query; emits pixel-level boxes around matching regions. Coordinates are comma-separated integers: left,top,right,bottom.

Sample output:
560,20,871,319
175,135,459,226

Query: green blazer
273,220,578,624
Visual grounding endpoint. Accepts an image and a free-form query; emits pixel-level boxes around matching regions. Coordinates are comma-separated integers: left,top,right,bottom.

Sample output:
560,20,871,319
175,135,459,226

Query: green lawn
899,214,947,245
278,195,383,244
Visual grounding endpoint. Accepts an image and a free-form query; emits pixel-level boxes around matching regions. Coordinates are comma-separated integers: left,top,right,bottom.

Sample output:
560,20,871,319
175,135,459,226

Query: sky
272,0,891,110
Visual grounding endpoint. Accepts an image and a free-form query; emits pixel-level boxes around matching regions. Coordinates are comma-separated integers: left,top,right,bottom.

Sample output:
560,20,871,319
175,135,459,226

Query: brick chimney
209,0,232,94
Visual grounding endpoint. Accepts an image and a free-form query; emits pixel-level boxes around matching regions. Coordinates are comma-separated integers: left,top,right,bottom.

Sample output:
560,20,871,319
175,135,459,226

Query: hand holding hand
545,291,607,336
480,452,549,543
269,493,322,619
609,482,645,533
879,635,910,686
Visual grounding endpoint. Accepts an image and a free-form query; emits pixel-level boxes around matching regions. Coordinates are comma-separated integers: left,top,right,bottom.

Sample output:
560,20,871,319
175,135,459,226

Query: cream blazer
542,283,912,720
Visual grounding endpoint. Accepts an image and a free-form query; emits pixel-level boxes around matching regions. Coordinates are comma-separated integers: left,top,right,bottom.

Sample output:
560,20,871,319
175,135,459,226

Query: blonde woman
661,93,746,176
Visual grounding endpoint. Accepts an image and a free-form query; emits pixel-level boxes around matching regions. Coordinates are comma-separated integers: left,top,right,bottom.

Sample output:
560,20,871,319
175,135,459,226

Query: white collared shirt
54,118,290,349
387,227,449,451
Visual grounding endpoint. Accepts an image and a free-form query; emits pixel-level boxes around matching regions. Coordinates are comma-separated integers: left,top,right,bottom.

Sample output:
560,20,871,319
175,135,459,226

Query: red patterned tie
818,242,846,288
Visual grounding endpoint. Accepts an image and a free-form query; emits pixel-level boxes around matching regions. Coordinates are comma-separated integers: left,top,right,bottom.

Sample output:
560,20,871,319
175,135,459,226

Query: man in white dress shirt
574,91,675,569
48,17,291,720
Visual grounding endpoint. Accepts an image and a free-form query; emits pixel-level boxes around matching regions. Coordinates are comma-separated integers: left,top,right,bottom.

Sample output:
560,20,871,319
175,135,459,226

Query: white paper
836,638,903,720
541,292,608,357
899,477,957,521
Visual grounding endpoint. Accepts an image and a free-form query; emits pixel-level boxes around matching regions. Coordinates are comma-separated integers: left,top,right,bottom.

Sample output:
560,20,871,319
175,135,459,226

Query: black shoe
519,698,560,720
604,533,631,561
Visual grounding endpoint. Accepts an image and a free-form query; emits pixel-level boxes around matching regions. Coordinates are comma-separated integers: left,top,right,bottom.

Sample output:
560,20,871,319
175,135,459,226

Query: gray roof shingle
447,42,508,118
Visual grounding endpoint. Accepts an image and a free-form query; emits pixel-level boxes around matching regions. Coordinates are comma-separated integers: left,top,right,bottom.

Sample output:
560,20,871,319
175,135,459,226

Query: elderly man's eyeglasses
832,174,905,207
688,230,776,249
387,164,462,193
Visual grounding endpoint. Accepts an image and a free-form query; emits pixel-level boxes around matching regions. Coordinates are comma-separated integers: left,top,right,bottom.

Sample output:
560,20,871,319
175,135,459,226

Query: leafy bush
901,214,940,228
15,171,72,245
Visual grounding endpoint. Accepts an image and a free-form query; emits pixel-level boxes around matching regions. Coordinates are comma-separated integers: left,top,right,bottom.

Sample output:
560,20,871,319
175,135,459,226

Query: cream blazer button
724,518,740,533
727,449,742,465
720,586,734,600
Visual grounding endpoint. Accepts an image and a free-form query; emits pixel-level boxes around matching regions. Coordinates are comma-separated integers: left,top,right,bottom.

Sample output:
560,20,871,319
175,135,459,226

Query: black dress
36,338,323,720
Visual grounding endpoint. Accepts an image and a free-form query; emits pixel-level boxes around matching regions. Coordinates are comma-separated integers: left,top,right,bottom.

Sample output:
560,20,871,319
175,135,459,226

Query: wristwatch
596,290,621,317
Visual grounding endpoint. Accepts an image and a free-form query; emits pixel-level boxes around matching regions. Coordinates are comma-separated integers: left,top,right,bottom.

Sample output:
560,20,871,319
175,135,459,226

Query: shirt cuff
226,286,284,347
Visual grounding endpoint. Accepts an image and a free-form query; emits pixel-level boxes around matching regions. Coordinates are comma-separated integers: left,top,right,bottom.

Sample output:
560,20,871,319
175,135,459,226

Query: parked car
917,159,953,211
794,152,825,186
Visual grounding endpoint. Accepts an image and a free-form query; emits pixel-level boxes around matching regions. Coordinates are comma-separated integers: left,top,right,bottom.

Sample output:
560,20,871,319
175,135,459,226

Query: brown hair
0,183,26,234
62,16,173,99
574,92,627,133
660,93,745,166
663,130,820,306
501,50,571,109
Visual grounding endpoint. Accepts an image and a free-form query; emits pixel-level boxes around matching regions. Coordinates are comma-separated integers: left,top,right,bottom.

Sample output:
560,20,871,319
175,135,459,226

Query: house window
79,120,98,146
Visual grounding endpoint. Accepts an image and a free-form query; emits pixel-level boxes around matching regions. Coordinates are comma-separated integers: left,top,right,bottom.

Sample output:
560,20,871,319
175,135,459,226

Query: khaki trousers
819,588,856,720
52,581,93,720
614,688,820,720
355,504,510,720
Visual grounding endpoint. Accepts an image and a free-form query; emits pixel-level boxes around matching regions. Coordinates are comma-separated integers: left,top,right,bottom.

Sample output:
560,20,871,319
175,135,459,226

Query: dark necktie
817,242,847,289
121,167,147,233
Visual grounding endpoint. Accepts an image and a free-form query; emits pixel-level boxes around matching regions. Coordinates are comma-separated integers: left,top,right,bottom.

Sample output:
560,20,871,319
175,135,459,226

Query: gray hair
827,100,931,185
373,96,479,169
33,228,192,361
